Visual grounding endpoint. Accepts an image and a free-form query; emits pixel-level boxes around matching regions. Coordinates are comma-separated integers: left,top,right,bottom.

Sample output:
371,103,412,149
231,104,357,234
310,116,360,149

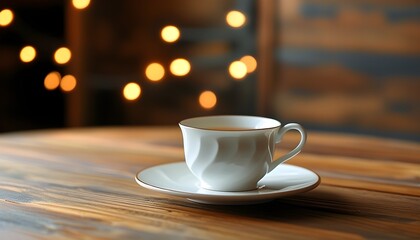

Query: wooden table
0,127,419,239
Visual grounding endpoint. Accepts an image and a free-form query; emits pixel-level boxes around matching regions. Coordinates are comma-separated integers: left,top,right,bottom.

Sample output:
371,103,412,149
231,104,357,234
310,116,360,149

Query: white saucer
135,162,320,205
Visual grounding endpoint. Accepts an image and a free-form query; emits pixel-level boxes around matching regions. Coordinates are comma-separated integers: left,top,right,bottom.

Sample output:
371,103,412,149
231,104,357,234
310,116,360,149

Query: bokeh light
199,91,217,109
226,10,246,28
54,47,72,64
240,55,257,73
44,71,61,90
0,9,13,27
145,63,165,82
123,82,141,101
170,58,191,76
60,75,77,92
228,61,247,80
161,25,180,43
72,0,91,10
20,46,37,63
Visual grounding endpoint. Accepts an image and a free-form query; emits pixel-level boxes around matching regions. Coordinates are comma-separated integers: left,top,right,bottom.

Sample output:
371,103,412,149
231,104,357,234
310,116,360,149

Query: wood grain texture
0,127,419,239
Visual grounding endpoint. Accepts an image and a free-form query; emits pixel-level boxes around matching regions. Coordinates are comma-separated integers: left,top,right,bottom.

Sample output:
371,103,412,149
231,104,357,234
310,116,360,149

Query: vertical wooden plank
65,3,88,127
257,0,276,116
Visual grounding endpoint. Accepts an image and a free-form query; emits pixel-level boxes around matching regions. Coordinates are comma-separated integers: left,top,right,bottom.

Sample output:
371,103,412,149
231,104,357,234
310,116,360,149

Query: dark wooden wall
1,0,418,140
270,0,420,140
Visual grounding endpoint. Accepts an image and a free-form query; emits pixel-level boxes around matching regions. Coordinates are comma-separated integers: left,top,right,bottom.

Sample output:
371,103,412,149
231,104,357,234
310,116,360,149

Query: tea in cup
179,115,306,191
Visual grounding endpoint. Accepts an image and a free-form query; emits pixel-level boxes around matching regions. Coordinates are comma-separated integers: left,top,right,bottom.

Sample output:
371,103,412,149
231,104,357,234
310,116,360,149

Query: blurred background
0,0,419,141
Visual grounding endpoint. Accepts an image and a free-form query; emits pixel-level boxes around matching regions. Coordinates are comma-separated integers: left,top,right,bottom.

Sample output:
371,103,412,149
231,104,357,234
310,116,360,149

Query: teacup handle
268,123,307,172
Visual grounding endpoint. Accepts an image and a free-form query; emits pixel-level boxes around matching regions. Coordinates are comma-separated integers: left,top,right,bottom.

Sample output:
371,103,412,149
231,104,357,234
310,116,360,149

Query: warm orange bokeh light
161,25,180,43
145,63,165,82
72,0,91,10
240,55,257,73
226,10,246,28
20,46,37,63
54,47,71,64
123,82,141,101
0,9,13,27
60,75,77,92
228,61,247,80
44,71,61,90
170,58,191,76
199,91,217,109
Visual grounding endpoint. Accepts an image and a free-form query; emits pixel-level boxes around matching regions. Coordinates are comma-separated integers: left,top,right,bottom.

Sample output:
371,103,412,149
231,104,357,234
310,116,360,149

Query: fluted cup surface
179,115,306,192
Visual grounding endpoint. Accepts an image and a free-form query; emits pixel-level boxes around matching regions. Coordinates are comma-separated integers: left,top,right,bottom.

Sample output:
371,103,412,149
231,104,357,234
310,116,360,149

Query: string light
44,72,61,90
60,75,77,92
240,55,257,73
22,4,253,110
0,9,13,27
226,10,246,28
123,82,141,101
72,0,91,10
199,91,217,109
170,58,191,76
54,47,72,64
161,25,180,43
145,63,165,82
20,46,37,63
228,61,247,80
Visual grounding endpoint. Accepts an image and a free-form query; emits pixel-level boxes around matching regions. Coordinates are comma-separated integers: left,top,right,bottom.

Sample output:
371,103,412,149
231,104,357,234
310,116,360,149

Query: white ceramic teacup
179,115,307,192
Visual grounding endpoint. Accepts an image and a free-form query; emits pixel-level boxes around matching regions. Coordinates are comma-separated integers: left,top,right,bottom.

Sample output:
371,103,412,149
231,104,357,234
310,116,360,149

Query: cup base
199,182,258,192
